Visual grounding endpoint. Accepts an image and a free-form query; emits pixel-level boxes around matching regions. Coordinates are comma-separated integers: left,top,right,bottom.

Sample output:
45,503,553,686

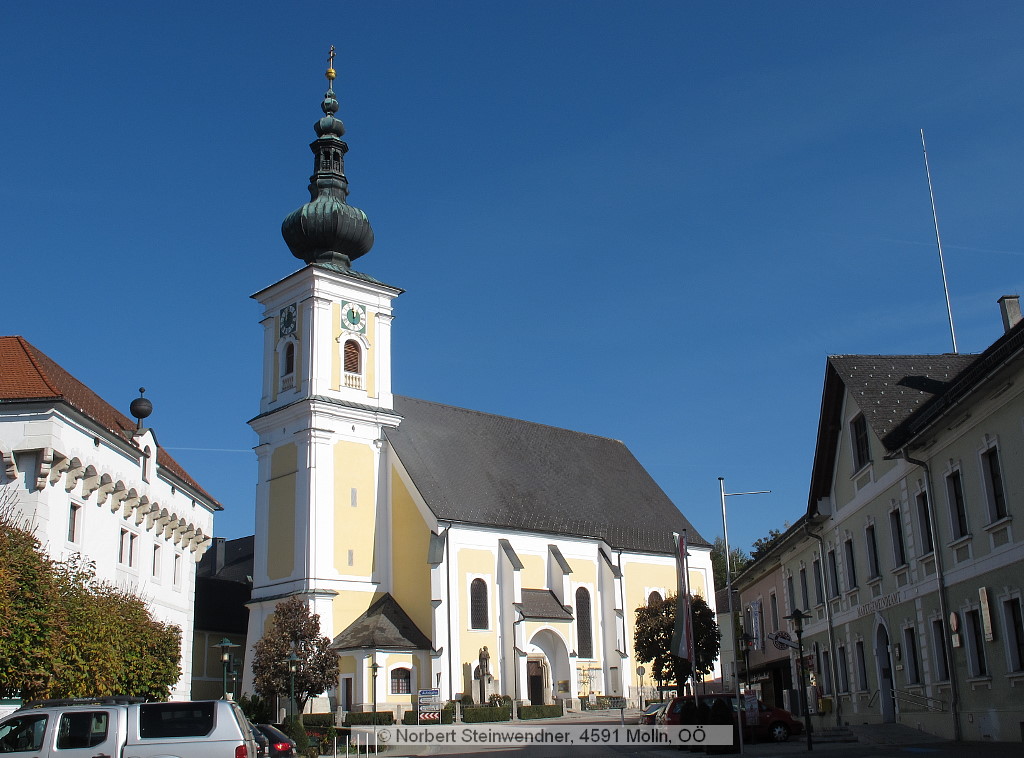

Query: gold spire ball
326,45,336,83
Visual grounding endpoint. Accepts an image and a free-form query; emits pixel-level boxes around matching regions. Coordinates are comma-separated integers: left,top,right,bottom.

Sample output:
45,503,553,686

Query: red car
661,694,803,742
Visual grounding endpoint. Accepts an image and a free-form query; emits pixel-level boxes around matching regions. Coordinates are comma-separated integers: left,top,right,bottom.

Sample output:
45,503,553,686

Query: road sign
419,711,440,721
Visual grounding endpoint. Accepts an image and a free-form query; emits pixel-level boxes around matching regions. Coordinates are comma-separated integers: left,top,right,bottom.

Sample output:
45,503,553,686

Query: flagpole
720,478,772,757
682,529,697,706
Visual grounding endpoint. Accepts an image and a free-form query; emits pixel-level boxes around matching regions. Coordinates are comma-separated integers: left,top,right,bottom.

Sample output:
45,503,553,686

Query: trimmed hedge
302,713,336,728
343,712,395,726
462,705,511,723
517,703,563,720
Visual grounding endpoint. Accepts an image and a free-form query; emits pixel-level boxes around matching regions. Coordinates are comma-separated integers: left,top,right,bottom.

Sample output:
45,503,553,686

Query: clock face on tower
342,301,367,333
279,304,297,338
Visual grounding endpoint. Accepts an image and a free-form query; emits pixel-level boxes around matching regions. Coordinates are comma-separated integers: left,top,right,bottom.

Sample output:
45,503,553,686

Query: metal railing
867,688,945,712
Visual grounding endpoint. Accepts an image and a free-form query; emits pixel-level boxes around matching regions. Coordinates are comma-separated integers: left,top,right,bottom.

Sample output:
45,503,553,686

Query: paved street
343,709,1023,758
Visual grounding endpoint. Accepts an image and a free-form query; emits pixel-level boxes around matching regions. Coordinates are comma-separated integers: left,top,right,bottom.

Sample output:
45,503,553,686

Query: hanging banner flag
670,532,696,665
750,599,762,651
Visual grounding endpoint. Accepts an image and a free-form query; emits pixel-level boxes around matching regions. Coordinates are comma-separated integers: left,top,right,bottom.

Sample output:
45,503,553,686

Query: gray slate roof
515,589,574,621
330,594,432,651
828,355,977,443
385,395,705,554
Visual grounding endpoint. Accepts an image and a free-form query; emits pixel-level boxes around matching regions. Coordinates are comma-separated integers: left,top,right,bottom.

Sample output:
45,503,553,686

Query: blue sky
4,2,1023,555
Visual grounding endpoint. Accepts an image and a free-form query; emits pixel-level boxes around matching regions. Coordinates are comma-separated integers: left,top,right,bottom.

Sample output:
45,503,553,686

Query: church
240,59,715,715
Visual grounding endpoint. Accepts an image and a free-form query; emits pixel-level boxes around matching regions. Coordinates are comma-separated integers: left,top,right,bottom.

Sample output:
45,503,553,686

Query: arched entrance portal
526,629,571,705
874,623,896,723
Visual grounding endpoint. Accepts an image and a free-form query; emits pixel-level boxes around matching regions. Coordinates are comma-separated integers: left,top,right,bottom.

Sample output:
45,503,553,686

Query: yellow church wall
338,655,357,675
331,302,341,390
456,548,498,687
389,468,433,637
519,554,545,588
267,444,297,580
330,589,382,640
621,560,678,688
333,440,376,577
366,311,377,398
570,557,597,590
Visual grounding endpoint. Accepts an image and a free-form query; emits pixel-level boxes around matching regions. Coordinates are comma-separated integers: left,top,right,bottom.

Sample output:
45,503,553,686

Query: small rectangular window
172,553,182,587
982,447,1008,521
1004,597,1024,673
889,509,907,567
152,544,162,578
931,618,950,681
965,609,988,677
812,559,823,606
902,627,920,684
855,640,868,691
786,576,796,614
68,503,82,543
851,414,871,471
836,646,850,693
826,549,840,598
119,529,136,567
820,649,833,695
946,470,969,538
916,491,934,555
865,524,880,578
843,538,857,589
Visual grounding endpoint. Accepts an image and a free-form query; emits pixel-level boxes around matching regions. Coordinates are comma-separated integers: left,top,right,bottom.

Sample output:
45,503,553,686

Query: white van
0,698,259,758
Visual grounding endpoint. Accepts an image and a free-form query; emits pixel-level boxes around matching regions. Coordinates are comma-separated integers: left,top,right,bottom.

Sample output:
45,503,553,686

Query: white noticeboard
744,691,759,725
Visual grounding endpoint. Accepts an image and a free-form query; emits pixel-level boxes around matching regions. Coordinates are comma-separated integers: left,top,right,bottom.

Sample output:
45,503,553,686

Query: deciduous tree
251,597,338,716
634,594,721,689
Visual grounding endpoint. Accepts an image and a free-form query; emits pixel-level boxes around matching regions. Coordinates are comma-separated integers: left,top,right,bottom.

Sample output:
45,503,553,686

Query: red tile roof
1,336,221,508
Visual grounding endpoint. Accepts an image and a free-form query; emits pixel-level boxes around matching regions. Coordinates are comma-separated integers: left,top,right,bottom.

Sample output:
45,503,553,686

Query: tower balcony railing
344,372,363,390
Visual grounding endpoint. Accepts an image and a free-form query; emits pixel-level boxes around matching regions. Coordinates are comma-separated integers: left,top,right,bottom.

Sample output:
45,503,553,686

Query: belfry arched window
471,578,488,629
281,342,297,390
576,587,593,659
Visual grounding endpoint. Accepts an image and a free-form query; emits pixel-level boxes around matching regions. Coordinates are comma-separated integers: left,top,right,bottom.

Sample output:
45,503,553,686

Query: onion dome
282,50,374,268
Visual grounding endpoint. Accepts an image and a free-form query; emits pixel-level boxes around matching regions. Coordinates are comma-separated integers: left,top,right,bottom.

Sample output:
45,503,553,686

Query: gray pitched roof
330,594,432,651
828,355,976,442
515,589,573,621
385,395,705,554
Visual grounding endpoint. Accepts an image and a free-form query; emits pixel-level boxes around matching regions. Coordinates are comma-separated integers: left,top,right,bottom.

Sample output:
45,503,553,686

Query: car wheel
769,722,790,742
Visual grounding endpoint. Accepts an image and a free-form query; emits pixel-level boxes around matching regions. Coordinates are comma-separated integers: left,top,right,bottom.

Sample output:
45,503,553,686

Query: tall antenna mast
921,128,958,354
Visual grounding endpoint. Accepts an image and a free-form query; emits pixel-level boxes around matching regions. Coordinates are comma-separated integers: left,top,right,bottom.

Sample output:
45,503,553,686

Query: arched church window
284,343,296,375
576,587,593,658
344,340,361,374
648,590,663,606
470,578,488,629
390,667,411,694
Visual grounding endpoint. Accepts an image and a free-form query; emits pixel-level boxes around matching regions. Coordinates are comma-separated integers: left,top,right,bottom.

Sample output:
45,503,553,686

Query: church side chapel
240,52,715,715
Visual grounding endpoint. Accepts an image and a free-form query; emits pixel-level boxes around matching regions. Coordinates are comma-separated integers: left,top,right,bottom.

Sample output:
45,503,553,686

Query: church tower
243,55,403,697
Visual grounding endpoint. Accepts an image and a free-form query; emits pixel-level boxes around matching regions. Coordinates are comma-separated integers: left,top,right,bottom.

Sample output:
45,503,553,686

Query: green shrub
237,694,274,724
281,716,310,753
461,705,511,723
517,703,563,720
343,712,395,726
303,713,336,727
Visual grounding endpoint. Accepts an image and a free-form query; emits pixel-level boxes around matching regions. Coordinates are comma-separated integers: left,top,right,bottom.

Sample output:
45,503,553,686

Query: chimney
998,295,1022,333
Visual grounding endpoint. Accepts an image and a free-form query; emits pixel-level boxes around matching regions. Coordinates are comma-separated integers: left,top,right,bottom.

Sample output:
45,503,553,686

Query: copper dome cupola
282,48,374,268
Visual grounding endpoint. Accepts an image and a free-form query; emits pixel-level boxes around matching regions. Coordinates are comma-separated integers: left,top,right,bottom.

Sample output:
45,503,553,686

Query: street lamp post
214,638,240,700
739,632,754,694
286,651,300,721
369,661,380,725
784,608,813,752
719,478,771,756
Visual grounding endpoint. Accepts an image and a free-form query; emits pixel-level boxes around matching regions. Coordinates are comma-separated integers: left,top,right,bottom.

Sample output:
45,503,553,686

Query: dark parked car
249,722,269,758
661,694,803,742
254,725,296,758
638,702,668,725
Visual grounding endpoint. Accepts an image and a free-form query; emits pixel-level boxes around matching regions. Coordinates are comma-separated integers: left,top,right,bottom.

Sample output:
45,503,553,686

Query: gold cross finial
326,45,336,82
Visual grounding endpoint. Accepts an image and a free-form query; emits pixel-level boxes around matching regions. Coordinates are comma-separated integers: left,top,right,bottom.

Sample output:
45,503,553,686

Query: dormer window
343,340,363,389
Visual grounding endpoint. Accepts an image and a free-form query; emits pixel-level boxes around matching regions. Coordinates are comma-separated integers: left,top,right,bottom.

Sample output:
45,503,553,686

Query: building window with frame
281,341,296,389
855,640,869,691
67,502,82,543
812,559,824,606
843,538,857,589
576,587,594,659
945,469,969,539
770,592,779,631
851,414,871,471
836,645,850,693
820,648,833,695
981,446,1008,522
826,549,840,598
889,508,907,567
172,552,182,588
1003,597,1024,673
931,618,950,681
343,340,363,389
152,544,162,579
965,608,988,678
390,667,411,694
470,578,488,629
786,576,796,614
118,529,136,567
915,491,934,555
902,626,920,684
799,567,809,610
865,524,881,579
